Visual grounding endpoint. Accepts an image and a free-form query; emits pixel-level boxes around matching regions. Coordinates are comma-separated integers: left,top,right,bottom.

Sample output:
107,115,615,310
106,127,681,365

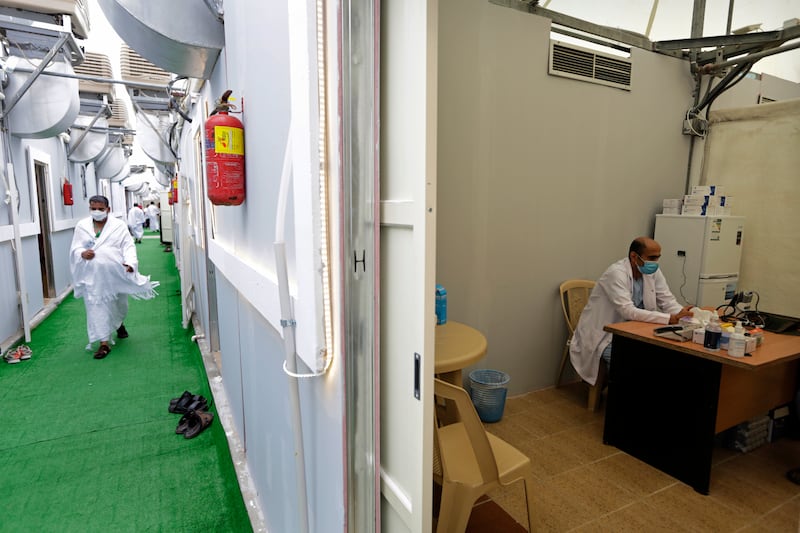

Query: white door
380,0,437,531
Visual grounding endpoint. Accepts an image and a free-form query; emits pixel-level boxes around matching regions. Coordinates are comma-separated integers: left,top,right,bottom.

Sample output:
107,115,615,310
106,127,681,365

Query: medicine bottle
727,321,746,357
703,312,722,351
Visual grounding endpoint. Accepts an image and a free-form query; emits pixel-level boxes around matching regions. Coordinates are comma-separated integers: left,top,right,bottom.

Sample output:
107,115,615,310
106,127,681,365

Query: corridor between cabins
0,232,251,532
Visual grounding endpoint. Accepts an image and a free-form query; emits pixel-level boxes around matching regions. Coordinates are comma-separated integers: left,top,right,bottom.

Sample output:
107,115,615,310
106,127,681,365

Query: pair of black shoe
168,391,214,439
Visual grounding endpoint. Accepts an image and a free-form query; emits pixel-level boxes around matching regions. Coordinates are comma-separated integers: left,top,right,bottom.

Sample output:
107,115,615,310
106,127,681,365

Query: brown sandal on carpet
183,409,214,439
93,344,111,359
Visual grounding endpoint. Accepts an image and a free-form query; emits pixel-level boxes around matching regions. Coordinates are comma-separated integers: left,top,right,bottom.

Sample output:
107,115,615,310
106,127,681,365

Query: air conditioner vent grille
120,44,172,85
73,52,114,97
549,41,632,91
108,101,129,128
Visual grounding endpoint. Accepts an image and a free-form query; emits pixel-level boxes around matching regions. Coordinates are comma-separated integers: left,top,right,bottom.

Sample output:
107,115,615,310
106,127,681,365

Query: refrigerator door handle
699,273,739,280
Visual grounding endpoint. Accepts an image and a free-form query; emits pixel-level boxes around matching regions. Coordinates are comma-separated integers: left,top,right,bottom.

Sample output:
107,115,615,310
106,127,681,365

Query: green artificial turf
0,236,252,533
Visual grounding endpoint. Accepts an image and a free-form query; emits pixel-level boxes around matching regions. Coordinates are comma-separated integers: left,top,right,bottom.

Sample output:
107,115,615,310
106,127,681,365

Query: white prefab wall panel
702,99,800,318
436,0,693,394
190,0,345,531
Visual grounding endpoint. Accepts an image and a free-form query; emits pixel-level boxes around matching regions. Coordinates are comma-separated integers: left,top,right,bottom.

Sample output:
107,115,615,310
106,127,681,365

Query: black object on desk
761,312,800,335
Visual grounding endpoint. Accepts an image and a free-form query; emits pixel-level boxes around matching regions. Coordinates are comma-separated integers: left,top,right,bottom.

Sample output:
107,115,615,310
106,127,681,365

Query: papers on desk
653,325,694,342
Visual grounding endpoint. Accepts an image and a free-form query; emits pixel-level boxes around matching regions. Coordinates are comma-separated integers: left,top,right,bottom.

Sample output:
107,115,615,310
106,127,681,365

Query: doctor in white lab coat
569,237,692,386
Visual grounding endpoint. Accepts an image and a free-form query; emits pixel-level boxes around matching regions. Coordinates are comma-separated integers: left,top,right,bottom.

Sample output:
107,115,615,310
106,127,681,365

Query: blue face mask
636,254,659,275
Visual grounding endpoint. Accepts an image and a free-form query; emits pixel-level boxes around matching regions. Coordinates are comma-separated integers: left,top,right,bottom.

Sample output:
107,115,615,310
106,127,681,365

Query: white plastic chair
433,378,535,532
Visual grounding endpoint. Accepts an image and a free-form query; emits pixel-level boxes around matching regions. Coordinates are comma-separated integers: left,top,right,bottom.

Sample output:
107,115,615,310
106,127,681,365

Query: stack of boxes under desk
725,415,770,453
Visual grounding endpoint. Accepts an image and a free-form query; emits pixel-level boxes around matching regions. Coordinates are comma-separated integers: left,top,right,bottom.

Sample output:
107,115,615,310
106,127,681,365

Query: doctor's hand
81,249,95,260
668,305,693,324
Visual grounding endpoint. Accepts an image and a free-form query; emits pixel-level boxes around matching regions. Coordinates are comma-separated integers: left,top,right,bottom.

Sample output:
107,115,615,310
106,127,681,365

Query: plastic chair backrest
560,279,596,334
433,378,499,484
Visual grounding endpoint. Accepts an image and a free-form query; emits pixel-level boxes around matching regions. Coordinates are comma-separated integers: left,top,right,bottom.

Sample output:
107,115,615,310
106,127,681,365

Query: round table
435,321,487,384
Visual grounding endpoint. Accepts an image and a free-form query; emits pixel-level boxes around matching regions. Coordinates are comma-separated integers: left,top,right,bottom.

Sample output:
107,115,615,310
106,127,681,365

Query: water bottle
703,312,722,351
435,285,447,325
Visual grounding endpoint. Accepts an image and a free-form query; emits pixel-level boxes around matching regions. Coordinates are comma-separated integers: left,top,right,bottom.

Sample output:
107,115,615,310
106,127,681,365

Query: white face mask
90,209,108,221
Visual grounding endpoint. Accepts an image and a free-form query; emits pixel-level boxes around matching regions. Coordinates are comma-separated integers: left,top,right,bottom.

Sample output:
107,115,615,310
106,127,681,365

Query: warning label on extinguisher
214,126,244,155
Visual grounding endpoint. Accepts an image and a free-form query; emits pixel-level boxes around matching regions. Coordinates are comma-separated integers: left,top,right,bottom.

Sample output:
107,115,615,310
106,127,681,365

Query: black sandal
183,410,214,439
169,391,194,412
168,392,208,414
786,467,800,485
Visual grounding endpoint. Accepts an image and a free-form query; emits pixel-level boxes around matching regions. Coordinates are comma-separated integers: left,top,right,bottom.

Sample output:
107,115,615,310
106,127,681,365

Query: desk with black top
602,321,800,494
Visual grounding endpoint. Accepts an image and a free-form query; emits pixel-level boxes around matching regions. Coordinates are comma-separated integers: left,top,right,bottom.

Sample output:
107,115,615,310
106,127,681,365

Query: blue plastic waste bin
469,369,510,423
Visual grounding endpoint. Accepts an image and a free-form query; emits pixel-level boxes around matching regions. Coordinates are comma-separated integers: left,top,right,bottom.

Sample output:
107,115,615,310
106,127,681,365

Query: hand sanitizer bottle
727,321,747,357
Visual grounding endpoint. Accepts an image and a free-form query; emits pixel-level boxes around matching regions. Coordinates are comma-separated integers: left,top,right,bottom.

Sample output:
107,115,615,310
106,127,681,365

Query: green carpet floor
0,231,252,533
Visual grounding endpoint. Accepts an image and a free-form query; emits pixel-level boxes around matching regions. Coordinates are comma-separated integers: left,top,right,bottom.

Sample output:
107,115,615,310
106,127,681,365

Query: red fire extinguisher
170,176,178,205
205,90,245,206
63,179,73,205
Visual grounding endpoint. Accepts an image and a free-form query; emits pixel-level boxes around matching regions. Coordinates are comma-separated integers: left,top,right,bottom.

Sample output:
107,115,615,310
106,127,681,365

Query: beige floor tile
735,495,800,532
751,438,800,470
550,425,618,465
522,468,638,531
488,483,536,530
571,500,691,533
477,383,800,532
521,386,573,406
526,479,603,531
587,453,677,497
504,396,536,417
550,467,639,514
714,452,800,503
514,408,574,438
707,457,800,521
485,417,544,468
516,434,585,478
645,483,753,531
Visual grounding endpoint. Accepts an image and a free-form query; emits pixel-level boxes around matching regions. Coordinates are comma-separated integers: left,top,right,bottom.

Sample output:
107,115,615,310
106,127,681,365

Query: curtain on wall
701,98,800,317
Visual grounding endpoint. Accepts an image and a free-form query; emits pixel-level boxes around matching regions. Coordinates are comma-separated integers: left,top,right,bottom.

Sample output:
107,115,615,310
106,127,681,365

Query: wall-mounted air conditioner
120,44,171,86
73,52,114,98
0,0,90,38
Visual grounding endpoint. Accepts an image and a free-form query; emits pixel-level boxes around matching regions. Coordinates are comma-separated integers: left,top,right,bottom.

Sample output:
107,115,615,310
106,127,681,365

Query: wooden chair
555,280,605,410
432,378,535,533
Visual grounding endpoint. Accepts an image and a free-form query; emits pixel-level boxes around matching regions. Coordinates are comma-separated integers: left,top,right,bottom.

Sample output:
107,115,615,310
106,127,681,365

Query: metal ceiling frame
490,0,800,74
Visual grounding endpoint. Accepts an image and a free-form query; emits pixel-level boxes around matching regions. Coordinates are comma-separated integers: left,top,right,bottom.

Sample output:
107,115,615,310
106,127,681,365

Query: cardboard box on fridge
692,185,726,196
662,207,681,215
662,198,683,208
681,205,706,215
683,195,708,206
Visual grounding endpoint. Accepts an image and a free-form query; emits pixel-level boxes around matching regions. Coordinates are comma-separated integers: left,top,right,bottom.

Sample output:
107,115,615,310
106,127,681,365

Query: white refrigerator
654,215,745,307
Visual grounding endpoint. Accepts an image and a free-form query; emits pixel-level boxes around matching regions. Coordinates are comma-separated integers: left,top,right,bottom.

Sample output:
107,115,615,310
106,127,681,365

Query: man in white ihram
146,201,160,232
569,237,692,388
70,195,158,359
127,202,145,243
